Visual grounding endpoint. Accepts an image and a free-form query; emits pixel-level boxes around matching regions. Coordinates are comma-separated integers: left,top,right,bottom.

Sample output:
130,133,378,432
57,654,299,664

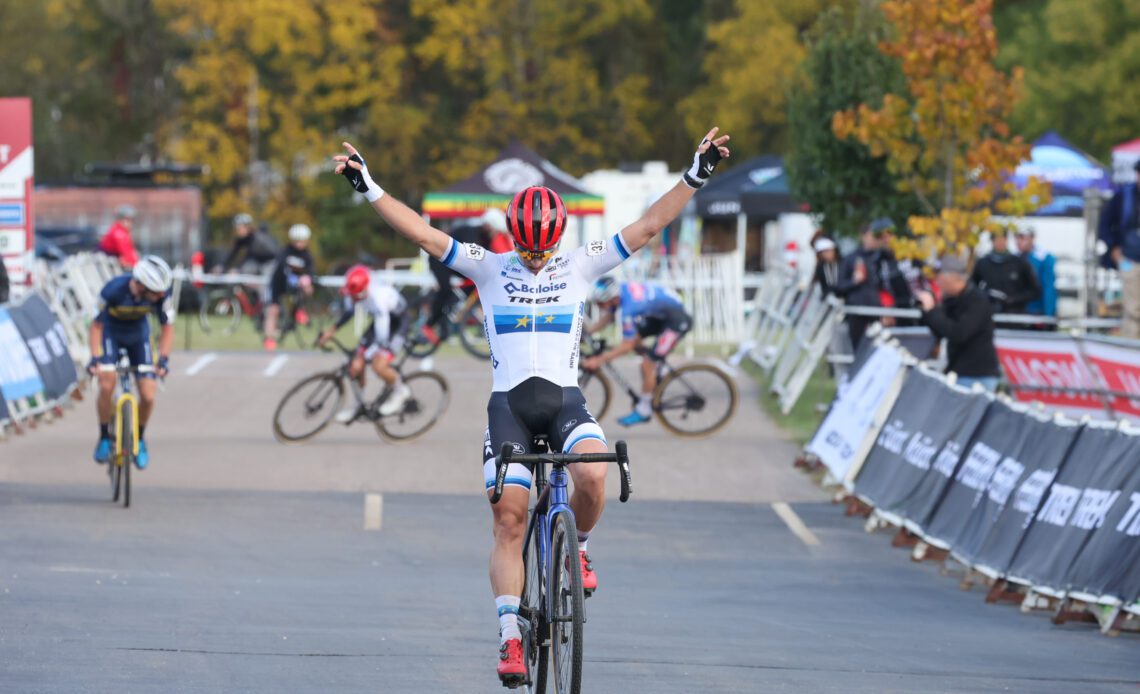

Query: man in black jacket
970,231,1040,315
917,255,1001,391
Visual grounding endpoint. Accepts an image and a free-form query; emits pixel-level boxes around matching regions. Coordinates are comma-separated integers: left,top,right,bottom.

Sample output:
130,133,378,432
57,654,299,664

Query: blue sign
0,202,25,226
0,307,44,400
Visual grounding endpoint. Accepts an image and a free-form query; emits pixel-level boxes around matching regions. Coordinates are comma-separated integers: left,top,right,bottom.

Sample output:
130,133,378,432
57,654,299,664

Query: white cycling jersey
441,232,634,392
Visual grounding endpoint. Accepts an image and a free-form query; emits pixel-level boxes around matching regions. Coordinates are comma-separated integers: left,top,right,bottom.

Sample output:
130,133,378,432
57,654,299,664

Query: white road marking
364,492,383,531
49,566,117,575
185,353,218,376
263,355,289,377
771,502,820,547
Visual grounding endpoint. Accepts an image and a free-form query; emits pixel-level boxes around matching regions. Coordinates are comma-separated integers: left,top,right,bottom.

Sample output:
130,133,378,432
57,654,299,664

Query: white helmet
591,276,620,304
132,255,173,293
288,224,312,242
479,207,508,233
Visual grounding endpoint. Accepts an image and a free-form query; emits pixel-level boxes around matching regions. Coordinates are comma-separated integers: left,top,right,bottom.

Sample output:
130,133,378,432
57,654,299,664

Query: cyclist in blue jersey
333,127,730,684
583,277,692,425
87,255,174,469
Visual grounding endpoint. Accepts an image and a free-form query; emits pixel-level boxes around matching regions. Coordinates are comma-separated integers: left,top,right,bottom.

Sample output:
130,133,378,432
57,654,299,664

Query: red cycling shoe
580,550,597,596
497,639,526,687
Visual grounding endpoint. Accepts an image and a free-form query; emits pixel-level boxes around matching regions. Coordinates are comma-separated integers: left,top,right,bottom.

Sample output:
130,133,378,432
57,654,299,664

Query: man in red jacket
98,204,140,268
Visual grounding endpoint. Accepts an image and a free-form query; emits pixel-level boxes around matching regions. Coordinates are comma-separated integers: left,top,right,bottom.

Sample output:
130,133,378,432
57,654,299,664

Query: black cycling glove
341,153,384,202
682,138,725,189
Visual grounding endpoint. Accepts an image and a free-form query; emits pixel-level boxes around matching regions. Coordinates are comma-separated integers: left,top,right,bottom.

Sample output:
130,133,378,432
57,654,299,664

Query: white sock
635,395,652,417
496,595,521,642
577,530,590,553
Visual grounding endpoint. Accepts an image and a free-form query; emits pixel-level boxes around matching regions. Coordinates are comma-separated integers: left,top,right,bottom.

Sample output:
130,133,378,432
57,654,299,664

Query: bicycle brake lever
490,442,514,504
616,440,632,503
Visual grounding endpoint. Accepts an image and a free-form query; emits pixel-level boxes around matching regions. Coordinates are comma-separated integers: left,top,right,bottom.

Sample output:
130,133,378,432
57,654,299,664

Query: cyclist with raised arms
88,255,174,469
583,277,693,426
333,127,730,685
317,264,412,423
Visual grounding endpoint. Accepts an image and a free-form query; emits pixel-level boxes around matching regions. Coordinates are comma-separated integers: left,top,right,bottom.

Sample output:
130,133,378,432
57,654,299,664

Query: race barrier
0,291,81,435
804,334,1140,635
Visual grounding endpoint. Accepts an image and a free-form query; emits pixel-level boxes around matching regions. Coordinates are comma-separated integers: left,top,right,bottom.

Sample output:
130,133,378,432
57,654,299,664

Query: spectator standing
834,218,899,348
916,255,1001,392
1015,228,1056,320
971,231,1041,315
812,236,840,297
98,204,140,268
1098,160,1140,339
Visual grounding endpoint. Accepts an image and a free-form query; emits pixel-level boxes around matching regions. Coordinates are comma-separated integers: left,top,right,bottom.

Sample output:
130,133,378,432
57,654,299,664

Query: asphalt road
1,351,1137,693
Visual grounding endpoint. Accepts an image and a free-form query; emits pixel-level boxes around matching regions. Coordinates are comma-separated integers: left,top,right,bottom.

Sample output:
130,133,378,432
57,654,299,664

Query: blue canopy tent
1013,131,1113,216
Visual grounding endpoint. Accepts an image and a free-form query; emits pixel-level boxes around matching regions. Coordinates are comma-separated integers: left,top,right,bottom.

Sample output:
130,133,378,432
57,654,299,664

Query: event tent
1013,131,1113,216
421,140,604,219
694,155,800,219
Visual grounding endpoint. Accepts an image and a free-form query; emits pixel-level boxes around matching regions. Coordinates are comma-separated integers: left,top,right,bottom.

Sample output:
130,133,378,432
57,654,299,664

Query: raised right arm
333,142,451,260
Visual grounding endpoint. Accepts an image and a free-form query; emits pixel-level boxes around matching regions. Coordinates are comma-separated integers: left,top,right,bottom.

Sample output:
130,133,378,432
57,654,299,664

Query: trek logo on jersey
492,305,575,334
503,281,567,295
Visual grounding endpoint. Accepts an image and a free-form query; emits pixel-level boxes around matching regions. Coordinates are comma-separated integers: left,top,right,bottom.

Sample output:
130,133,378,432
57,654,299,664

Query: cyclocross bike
577,336,738,437
272,336,449,443
490,437,632,694
105,348,151,508
408,284,490,360
199,282,324,347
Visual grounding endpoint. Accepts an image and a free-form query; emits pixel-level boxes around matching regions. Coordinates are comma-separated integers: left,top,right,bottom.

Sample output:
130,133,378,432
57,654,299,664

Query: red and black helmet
342,264,370,299
507,186,567,254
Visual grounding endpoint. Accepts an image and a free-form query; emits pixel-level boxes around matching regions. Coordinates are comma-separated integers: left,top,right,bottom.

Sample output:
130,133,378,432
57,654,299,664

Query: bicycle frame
586,337,677,407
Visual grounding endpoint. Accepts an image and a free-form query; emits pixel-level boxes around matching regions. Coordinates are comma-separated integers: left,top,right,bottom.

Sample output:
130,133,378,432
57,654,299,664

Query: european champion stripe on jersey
492,306,575,334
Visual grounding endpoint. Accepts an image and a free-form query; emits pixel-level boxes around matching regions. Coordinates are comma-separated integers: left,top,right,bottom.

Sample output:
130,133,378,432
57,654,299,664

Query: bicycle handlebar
490,440,632,505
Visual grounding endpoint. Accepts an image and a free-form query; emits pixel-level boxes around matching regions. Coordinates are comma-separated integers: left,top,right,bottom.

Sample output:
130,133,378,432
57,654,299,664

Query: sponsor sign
995,334,1106,417
0,98,34,291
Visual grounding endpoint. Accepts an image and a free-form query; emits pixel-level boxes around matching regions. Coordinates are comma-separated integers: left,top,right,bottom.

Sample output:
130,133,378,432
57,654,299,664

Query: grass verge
742,359,835,446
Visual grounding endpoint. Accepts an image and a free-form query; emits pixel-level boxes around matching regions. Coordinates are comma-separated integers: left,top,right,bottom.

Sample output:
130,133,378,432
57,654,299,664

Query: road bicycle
407,284,490,360
489,437,632,693
577,336,738,437
199,282,323,347
272,336,449,443
104,349,150,508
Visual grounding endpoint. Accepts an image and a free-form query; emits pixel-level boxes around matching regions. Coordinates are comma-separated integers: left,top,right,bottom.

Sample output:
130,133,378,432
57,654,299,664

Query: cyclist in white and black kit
332,127,730,684
317,264,411,422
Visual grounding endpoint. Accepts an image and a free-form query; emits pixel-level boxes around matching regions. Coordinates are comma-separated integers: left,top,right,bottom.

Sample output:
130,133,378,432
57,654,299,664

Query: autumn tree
785,3,920,237
833,0,1051,261
682,0,837,157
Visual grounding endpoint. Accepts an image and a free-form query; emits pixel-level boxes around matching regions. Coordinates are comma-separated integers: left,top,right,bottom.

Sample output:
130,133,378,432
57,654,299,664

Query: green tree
785,3,920,237
997,0,1140,157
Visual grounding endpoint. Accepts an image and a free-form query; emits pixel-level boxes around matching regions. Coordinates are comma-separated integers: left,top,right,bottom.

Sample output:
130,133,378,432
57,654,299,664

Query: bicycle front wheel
653,363,738,437
272,373,345,443
522,510,549,693
199,289,241,335
376,371,450,441
550,511,584,694
457,303,491,360
577,369,611,422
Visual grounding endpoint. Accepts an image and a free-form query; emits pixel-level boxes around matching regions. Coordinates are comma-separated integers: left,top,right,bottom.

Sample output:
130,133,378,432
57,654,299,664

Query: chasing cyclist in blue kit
583,277,692,425
332,127,730,685
88,256,175,469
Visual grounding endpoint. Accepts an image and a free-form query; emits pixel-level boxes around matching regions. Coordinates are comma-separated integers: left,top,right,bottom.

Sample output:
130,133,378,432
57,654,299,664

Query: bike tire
577,369,612,422
199,289,241,335
550,511,584,694
120,405,133,509
407,320,442,358
457,304,491,360
109,430,122,503
375,371,450,442
272,373,345,443
522,510,548,693
653,363,738,437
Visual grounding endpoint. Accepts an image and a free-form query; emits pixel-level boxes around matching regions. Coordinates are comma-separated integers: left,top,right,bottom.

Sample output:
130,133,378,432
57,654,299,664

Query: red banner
1082,340,1140,419
994,335,1106,417
0,98,34,292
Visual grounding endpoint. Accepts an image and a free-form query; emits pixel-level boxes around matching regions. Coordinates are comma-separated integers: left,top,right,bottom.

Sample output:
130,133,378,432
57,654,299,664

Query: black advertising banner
7,293,77,400
853,369,953,510
1005,423,1139,591
941,411,1079,565
1063,432,1140,602
0,387,8,422
922,400,1033,548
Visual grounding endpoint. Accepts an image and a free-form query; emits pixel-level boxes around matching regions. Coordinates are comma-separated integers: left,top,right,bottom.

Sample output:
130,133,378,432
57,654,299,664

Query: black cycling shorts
481,377,606,492
633,307,692,360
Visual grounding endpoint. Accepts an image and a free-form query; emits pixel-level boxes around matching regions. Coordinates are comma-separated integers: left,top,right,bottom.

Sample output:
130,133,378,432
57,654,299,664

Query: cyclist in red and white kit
333,128,730,685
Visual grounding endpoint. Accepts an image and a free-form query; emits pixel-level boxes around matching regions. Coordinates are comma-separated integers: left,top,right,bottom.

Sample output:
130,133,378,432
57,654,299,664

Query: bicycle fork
114,393,139,459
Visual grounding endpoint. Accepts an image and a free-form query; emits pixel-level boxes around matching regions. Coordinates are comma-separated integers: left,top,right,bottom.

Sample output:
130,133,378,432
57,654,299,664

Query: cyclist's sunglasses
515,247,556,262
